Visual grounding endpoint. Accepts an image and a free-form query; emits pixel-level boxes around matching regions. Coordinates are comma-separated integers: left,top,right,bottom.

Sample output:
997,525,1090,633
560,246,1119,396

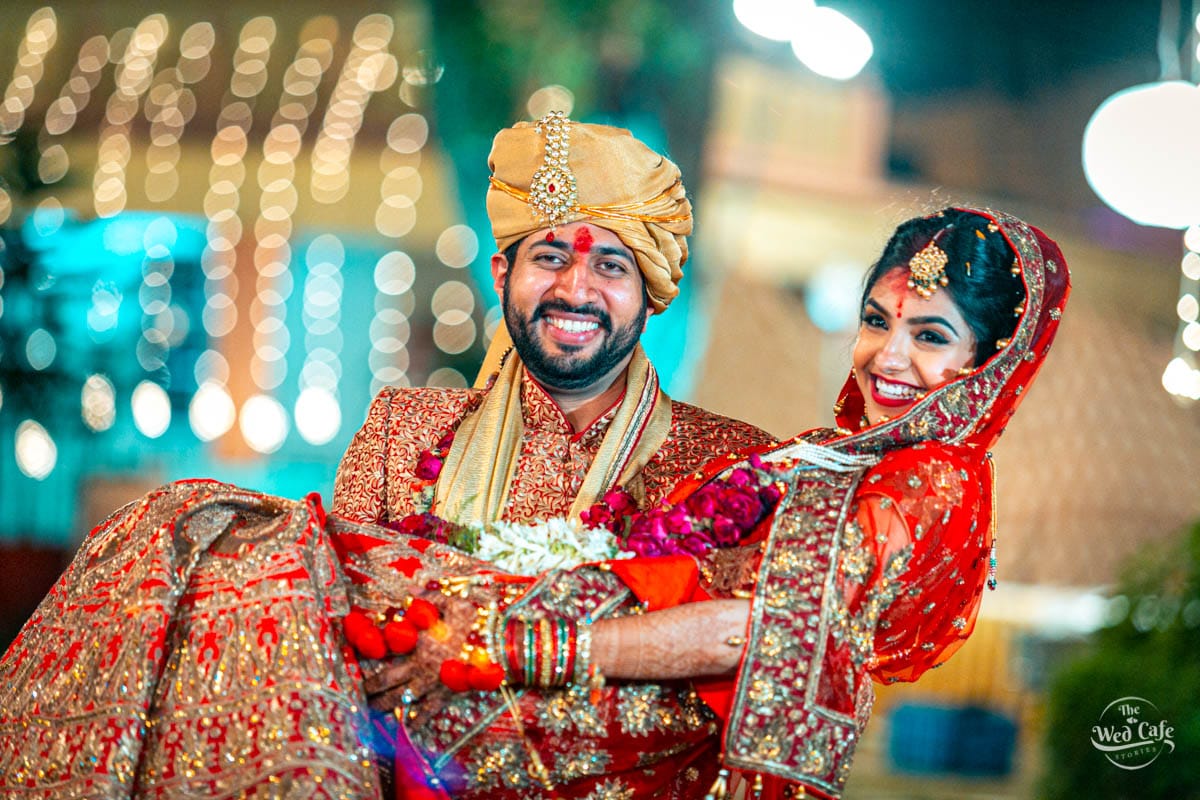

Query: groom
333,112,771,532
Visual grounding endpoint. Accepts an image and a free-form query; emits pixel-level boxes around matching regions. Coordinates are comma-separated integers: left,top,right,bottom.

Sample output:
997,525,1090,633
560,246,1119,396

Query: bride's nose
875,330,910,371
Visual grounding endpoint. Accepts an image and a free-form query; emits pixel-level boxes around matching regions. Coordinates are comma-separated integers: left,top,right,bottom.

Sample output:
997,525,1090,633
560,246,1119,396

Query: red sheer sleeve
841,443,992,685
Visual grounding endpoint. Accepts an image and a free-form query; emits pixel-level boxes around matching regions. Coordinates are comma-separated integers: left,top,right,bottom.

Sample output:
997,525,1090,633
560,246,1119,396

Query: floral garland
393,437,786,573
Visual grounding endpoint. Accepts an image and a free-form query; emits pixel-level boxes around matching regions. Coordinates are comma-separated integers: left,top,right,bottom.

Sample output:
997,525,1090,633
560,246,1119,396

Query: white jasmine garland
471,517,633,577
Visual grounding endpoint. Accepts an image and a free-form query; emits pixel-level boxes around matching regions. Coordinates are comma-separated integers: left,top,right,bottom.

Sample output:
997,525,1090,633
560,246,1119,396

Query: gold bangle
573,623,592,685
538,618,554,688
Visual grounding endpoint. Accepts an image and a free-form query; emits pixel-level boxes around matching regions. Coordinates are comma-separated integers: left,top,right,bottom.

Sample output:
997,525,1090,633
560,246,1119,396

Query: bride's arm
591,598,750,679
364,597,750,711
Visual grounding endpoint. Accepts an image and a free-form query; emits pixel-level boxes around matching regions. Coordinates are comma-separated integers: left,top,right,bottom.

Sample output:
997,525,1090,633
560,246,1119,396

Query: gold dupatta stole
432,344,672,525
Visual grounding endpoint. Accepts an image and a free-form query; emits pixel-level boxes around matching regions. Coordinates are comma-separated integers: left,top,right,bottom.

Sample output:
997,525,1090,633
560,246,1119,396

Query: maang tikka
907,228,951,299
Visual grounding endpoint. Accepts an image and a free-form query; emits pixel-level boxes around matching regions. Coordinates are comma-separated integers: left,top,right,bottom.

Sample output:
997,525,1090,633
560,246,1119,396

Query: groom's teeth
548,318,599,333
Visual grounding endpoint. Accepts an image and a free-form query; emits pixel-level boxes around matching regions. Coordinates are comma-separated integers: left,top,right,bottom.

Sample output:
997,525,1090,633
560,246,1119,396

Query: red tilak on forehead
573,225,594,254
880,268,909,317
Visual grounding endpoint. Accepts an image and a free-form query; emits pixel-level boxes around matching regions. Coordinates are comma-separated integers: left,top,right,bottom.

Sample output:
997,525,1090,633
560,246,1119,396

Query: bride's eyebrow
907,314,961,337
863,298,890,317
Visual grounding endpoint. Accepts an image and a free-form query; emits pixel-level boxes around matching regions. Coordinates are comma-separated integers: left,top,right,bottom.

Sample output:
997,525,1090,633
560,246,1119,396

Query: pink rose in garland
409,431,456,511
383,512,478,553
581,460,784,558
415,451,444,480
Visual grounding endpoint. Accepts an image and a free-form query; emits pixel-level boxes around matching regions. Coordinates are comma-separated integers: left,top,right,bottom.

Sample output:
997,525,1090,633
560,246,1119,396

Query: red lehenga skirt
0,480,727,799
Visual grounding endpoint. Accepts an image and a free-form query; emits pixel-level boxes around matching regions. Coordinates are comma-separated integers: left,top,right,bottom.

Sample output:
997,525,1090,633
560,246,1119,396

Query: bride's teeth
876,379,915,399
549,318,599,333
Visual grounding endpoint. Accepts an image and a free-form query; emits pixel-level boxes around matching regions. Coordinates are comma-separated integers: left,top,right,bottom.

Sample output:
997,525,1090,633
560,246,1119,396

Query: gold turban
486,112,692,314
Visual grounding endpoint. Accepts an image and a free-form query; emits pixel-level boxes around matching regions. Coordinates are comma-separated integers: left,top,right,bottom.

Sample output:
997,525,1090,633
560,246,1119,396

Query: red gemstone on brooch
547,183,556,193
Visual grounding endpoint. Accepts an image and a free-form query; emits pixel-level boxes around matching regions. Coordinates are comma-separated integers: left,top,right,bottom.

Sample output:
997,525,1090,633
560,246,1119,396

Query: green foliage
1041,520,1200,799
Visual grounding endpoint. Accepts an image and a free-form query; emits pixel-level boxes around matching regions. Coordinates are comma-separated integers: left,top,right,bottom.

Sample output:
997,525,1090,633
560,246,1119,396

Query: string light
142,22,212,203
195,17,277,444
91,15,168,217
376,114,426,237
1164,228,1200,402
136,217,181,376
0,8,59,135
369,293,413,394
39,34,108,193
297,235,345,442
311,14,396,204
431,278,478,357
246,23,346,405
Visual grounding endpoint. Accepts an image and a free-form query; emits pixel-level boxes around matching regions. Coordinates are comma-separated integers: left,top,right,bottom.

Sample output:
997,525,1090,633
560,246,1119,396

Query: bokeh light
374,251,416,295
433,317,477,355
81,374,117,432
1178,294,1199,323
733,0,814,42
295,387,341,445
15,420,56,480
1183,252,1200,281
189,381,236,441
401,49,443,86
25,328,56,370
240,394,289,453
1162,356,1200,400
1185,225,1200,253
1183,321,1200,352
527,85,575,119
386,113,428,153
1083,81,1200,229
435,225,479,268
805,261,863,332
790,7,874,81
427,368,467,388
132,380,171,438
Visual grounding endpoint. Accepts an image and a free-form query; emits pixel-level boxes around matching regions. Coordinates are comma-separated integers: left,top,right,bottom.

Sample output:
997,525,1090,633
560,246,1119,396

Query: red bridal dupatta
653,206,1072,797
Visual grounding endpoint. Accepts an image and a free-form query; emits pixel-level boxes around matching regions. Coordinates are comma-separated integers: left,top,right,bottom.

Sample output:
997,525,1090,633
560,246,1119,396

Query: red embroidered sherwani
330,372,774,798
332,372,774,526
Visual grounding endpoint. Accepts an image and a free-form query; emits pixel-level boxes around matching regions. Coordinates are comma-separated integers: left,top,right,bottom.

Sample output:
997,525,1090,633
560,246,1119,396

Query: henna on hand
590,598,751,680
362,593,477,713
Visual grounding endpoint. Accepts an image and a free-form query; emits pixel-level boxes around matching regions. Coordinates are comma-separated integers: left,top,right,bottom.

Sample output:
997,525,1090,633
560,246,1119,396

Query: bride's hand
362,594,476,715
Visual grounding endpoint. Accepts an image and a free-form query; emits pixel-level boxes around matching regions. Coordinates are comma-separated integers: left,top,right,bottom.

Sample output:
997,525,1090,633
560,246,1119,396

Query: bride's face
853,267,977,424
